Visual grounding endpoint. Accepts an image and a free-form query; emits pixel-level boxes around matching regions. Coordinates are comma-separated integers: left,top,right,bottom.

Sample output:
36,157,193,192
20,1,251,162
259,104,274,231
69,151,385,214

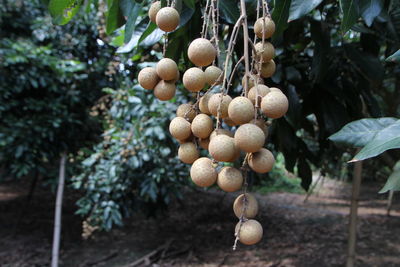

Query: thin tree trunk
346,158,363,267
304,172,323,203
387,190,394,216
51,153,67,267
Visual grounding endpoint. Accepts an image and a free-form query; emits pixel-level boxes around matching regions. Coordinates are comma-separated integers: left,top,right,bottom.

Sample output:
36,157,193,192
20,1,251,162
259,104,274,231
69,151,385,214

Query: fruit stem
240,0,250,98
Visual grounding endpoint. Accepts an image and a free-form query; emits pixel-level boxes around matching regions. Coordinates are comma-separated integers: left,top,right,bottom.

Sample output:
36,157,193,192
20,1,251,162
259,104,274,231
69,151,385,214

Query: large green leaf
219,0,240,24
298,158,312,191
386,49,400,63
272,0,292,38
288,0,323,21
123,2,141,43
183,0,195,9
379,162,400,193
359,0,383,26
48,0,82,25
340,0,360,33
106,0,126,35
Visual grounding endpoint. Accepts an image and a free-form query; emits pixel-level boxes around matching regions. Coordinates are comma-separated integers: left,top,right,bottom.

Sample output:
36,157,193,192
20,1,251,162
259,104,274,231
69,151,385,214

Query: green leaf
106,0,126,35
272,0,292,38
288,0,323,21
219,0,240,24
379,162,400,193
48,0,82,25
329,118,398,147
183,0,195,9
339,0,360,33
298,158,312,191
386,49,400,63
359,0,383,26
124,2,141,43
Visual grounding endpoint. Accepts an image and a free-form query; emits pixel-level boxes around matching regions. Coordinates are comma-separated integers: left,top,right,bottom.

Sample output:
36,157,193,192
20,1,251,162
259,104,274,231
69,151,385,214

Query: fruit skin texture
178,142,199,164
209,128,234,140
156,58,178,80
228,96,254,125
191,114,213,139
217,166,243,192
176,103,196,121
169,117,192,141
255,42,275,62
138,67,159,90
208,93,232,119
154,80,176,101
148,1,161,23
260,59,276,78
199,138,210,150
242,75,264,89
224,117,237,127
254,17,275,39
233,193,259,219
208,135,236,162
250,118,268,138
183,67,206,92
261,91,289,119
234,123,265,153
188,38,217,67
204,66,223,85
199,93,213,115
269,87,282,93
155,7,180,32
190,157,217,187
249,148,275,173
248,84,270,105
235,219,263,245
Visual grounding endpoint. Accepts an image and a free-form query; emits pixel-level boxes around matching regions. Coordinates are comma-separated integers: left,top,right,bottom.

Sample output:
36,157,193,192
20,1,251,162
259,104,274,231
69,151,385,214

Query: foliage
379,161,400,193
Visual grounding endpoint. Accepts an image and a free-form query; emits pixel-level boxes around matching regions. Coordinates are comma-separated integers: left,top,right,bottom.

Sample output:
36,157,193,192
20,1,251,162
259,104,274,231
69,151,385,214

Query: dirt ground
1,176,400,267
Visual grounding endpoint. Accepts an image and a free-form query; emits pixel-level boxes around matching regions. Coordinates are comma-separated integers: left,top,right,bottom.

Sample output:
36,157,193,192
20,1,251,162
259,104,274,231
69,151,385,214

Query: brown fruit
199,93,213,115
191,114,213,138
176,103,196,121
138,67,159,90
209,128,234,140
261,91,288,119
234,123,265,153
199,138,210,150
242,74,264,89
228,96,254,125
155,7,180,32
188,38,217,67
204,66,223,85
254,17,275,39
269,87,282,93
169,117,191,140
224,117,238,127
248,84,270,105
255,42,275,62
250,118,268,138
208,93,232,118
148,1,161,23
227,144,241,162
260,60,276,78
156,58,178,80
217,167,243,192
248,148,275,173
208,135,236,162
235,219,263,245
167,69,180,82
178,142,199,164
154,80,176,101
233,193,259,219
190,157,217,187
183,67,206,92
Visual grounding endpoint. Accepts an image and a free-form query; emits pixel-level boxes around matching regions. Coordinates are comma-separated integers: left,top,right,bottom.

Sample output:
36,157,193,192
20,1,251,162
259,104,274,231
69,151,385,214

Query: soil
1,176,400,267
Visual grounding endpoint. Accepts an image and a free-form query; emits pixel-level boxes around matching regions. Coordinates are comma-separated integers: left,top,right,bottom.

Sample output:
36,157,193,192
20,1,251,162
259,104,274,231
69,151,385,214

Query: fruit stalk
240,0,250,97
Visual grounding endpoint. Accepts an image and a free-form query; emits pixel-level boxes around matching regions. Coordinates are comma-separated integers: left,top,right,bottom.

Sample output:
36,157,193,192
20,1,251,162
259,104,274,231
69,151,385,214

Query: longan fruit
217,166,243,192
208,93,232,118
169,117,191,140
248,84,270,105
178,142,199,164
156,58,178,80
227,144,241,162
248,148,275,173
242,74,264,89
154,80,176,101
188,38,217,67
235,219,263,245
190,157,217,187
255,42,275,62
167,69,180,82
234,123,265,153
269,87,282,93
199,93,213,115
204,66,223,85
254,17,275,39
183,67,206,92
155,7,180,32
227,96,254,125
191,114,213,139
224,117,238,127
176,103,196,121
250,118,268,138
209,128,234,140
233,193,259,219
261,91,288,119
208,135,236,162
260,59,276,78
199,138,210,150
148,1,161,23
138,67,159,90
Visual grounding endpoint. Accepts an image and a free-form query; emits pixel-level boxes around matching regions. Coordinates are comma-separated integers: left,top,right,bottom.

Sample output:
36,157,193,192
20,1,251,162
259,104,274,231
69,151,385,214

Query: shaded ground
1,177,400,267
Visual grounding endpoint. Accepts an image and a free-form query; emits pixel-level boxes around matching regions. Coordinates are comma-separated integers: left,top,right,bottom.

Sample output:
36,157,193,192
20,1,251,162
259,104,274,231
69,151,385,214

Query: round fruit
261,91,288,119
209,128,234,140
255,42,275,62
227,144,241,163
155,7,180,32
156,58,178,81
199,138,210,150
190,157,217,187
269,87,282,93
248,148,275,173
228,96,254,125
254,17,275,39
199,93,213,115
235,219,263,245
178,142,199,164
242,74,264,89
176,103,196,121
138,67,159,90
188,38,217,67
217,167,243,192
250,118,268,138
148,1,161,23
168,69,180,82
208,135,236,162
154,80,176,101
191,114,213,139
169,117,191,140
248,84,270,106
208,93,232,118
204,66,223,85
233,193,259,219
224,117,237,127
183,67,206,92
234,123,265,153
260,60,276,78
